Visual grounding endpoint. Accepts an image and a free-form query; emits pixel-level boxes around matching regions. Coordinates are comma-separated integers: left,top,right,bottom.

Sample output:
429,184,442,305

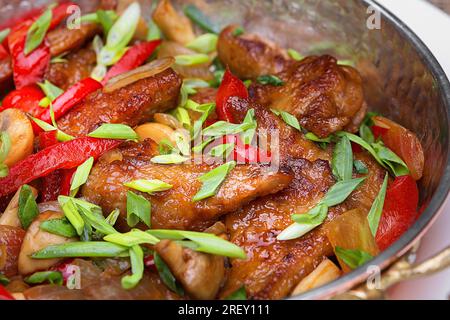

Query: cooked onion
104,57,175,93
154,113,183,129
135,123,175,144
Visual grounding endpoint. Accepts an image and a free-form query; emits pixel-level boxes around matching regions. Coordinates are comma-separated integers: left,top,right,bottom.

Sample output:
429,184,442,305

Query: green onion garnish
154,252,184,295
24,271,63,285
240,108,257,144
70,156,94,196
0,131,11,177
232,27,245,37
124,179,173,194
0,28,11,43
186,33,218,54
192,161,236,202
225,286,247,300
40,218,78,238
367,173,389,236
104,229,159,247
24,4,54,55
209,143,234,158
150,154,189,164
121,245,144,289
257,75,284,86
59,197,85,236
31,116,74,142
37,80,63,102
175,54,210,66
184,4,219,34
88,123,138,140
287,48,304,61
202,121,254,138
126,191,151,228
272,110,301,131
335,246,373,269
332,135,353,181
32,241,129,259
353,160,368,174
18,184,39,229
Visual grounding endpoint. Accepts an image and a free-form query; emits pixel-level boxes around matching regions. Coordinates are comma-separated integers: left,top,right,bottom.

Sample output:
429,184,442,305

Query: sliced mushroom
135,122,176,144
18,211,75,275
153,0,196,45
0,108,34,167
155,239,225,300
0,185,38,227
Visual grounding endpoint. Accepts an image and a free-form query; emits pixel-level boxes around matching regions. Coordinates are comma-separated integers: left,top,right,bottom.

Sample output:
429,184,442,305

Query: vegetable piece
147,229,246,259
257,75,284,86
39,78,102,123
202,121,254,138
154,252,184,295
0,285,14,300
375,175,419,250
186,33,218,54
24,5,53,55
124,179,173,194
273,110,301,131
0,185,37,227
192,161,237,202
183,4,219,34
121,245,144,289
37,80,63,102
69,156,94,196
335,247,373,270
31,117,74,142
135,122,175,144
225,286,247,300
325,209,379,273
291,259,341,296
372,116,424,180
18,184,39,229
175,53,210,66
40,218,77,238
60,198,84,236
332,135,353,181
104,229,159,247
0,137,121,197
88,124,138,140
232,27,245,37
0,109,34,168
353,160,368,174
24,271,63,285
126,191,151,228
31,242,129,259
150,154,189,164
367,173,389,236
216,69,249,123
0,85,46,118
288,48,304,61
102,40,162,84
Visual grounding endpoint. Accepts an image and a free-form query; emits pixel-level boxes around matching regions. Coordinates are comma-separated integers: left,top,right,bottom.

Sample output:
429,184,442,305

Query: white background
377,0,450,300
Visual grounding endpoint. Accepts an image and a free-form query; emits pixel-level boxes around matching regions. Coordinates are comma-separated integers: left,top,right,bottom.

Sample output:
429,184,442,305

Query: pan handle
333,243,450,300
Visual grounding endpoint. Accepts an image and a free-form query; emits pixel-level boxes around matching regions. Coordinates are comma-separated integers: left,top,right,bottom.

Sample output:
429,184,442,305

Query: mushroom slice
18,211,75,275
155,239,225,300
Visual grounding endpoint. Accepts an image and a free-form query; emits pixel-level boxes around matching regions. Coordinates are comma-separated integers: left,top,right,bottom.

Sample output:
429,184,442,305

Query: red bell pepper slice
49,2,76,30
0,137,121,197
222,135,271,164
216,69,248,123
0,285,14,300
39,77,102,123
0,44,8,60
371,125,389,140
59,168,76,197
39,131,63,202
375,175,419,250
144,254,157,272
102,40,162,85
0,84,46,117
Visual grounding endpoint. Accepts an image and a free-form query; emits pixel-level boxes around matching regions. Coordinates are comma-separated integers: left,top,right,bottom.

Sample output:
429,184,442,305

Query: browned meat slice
45,48,97,90
250,55,366,138
57,68,182,136
217,25,290,80
82,140,293,231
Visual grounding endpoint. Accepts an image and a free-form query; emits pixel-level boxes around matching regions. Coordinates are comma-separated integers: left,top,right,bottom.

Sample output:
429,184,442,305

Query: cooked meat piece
220,158,337,300
217,25,290,80
250,55,366,138
0,23,99,89
0,225,25,277
82,140,293,231
45,48,97,90
190,88,217,105
57,68,182,136
155,240,225,299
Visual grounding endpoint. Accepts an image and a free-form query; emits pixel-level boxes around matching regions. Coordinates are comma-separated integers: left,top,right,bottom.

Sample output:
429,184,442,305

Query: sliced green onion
105,209,120,227
40,218,78,238
151,154,189,164
173,131,191,156
332,135,353,181
59,197,85,236
104,229,159,247
192,137,214,154
0,131,11,163
203,121,253,138
175,54,210,66
192,103,215,140
0,164,8,178
186,33,218,54
88,124,138,140
305,132,331,144
70,156,94,196
32,241,129,259
367,173,389,236
147,19,161,41
24,4,54,55
288,48,304,61
192,161,236,202
359,123,375,144
184,4,219,34
257,75,284,86
0,28,11,43
96,9,115,34
77,204,117,236
80,10,117,24
353,160,368,174
148,229,246,259
0,273,9,286
24,271,63,285
183,79,210,93
232,27,245,37
37,80,64,102
173,107,191,128
121,245,144,289
335,246,373,269
291,204,329,225
18,185,39,229
225,286,247,300
272,110,301,131
209,143,234,158
124,179,173,194
338,60,355,67
158,139,176,155
126,191,151,228
321,177,366,207
50,54,68,64
31,116,74,142
39,97,51,108
372,142,409,176
240,108,257,144
243,80,252,88
154,252,184,295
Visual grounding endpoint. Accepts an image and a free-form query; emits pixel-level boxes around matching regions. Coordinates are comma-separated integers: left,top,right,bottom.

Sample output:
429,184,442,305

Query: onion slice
103,57,175,93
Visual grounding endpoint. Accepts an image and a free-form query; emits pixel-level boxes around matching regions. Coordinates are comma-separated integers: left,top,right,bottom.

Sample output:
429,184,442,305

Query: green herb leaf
121,245,144,289
70,157,94,195
232,27,245,37
0,164,8,178
0,28,10,43
124,179,173,194
154,252,184,295
150,154,189,164
335,246,373,269
332,135,353,181
203,121,254,138
59,197,85,236
192,161,236,202
287,48,304,61
337,60,355,67
97,9,115,34
175,54,210,66
32,241,129,259
77,204,117,236
321,177,366,207
104,229,159,247
184,4,219,34
40,218,77,238
88,124,138,140
105,209,120,226
147,18,161,41
272,110,301,131
336,132,384,168
30,117,74,142
18,185,39,229
353,160,368,174
367,173,389,236
186,33,218,54
359,123,375,144
24,271,63,285
225,286,247,300
291,204,329,225
173,107,191,128
192,103,215,140
24,5,53,55
37,80,64,102
372,142,410,177
257,75,284,86
126,191,151,228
